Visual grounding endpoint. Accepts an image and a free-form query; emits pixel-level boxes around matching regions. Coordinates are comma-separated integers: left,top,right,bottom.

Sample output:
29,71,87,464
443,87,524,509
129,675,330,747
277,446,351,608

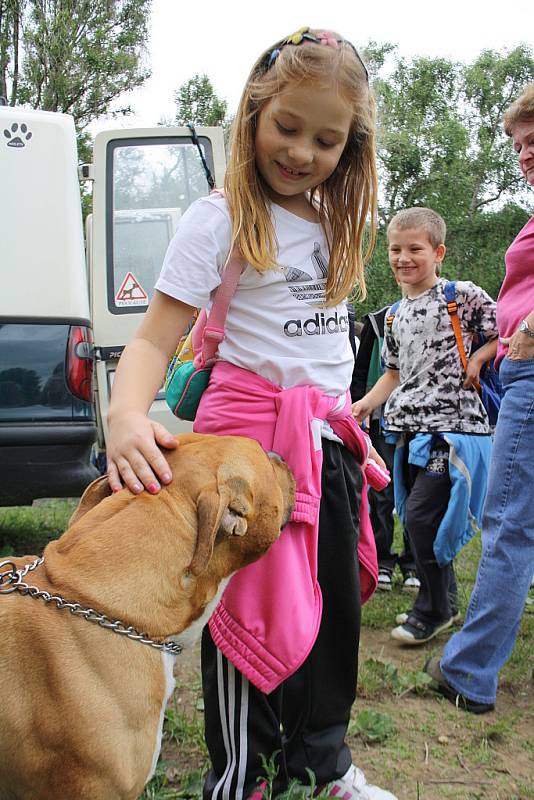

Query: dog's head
64,435,295,634
168,434,296,578
71,434,294,577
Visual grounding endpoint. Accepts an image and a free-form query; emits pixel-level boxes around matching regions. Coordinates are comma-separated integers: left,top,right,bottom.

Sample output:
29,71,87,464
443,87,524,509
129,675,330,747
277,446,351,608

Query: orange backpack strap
444,281,480,391
385,300,401,331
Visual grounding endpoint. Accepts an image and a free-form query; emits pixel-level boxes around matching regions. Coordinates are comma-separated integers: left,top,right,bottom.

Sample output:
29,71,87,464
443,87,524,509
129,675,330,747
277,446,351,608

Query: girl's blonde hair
224,28,377,306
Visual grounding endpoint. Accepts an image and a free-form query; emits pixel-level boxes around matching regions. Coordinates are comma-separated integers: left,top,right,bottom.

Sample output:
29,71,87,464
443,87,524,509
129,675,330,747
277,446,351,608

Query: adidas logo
283,242,328,307
284,311,349,337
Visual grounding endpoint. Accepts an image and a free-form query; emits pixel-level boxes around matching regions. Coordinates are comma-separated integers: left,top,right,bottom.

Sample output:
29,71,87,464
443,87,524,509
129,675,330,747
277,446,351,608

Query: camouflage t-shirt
382,279,497,434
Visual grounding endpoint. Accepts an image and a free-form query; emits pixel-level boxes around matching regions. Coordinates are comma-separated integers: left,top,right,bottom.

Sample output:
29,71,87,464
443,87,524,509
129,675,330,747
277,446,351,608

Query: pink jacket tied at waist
194,362,378,693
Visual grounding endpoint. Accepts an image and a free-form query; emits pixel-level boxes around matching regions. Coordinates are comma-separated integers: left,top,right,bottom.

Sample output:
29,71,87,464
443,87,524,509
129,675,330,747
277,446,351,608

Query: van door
89,126,226,453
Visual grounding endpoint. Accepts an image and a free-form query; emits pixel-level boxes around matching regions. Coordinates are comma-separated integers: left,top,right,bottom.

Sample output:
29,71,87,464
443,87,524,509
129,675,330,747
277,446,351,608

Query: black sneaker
424,656,495,714
390,615,453,645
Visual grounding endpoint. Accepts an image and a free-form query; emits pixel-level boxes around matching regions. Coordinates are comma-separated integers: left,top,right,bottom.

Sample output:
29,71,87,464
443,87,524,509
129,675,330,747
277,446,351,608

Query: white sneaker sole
402,579,420,593
395,611,461,625
377,582,392,592
390,616,454,645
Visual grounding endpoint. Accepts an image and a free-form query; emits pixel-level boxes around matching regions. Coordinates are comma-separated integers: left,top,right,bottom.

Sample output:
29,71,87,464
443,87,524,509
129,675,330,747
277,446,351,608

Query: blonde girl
107,27,396,800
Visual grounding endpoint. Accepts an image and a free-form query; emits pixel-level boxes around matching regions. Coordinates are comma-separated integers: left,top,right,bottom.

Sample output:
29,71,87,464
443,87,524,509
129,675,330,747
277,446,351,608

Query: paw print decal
4,122,32,148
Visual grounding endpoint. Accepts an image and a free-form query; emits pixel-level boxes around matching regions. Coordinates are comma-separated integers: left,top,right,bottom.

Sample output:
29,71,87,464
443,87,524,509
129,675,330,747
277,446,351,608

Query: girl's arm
351,368,400,423
107,290,196,494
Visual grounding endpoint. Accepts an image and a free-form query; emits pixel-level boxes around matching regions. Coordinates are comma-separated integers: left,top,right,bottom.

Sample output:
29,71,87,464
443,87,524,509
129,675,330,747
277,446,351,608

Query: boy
353,208,497,645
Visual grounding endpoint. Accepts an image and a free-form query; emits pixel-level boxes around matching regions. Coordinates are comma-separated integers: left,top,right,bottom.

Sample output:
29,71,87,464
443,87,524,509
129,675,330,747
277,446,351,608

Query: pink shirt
496,215,534,367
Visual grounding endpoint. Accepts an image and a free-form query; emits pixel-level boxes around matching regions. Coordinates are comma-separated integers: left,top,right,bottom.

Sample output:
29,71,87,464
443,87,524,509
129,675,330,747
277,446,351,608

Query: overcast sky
99,0,532,130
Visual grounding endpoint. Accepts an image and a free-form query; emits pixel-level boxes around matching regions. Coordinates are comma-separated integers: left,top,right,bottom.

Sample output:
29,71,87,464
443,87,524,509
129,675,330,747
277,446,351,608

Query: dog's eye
228,503,245,517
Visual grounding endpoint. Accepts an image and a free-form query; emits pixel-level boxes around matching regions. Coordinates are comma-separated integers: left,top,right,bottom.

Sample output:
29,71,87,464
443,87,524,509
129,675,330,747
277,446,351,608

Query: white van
0,107,99,504
0,105,226,501
87,124,227,467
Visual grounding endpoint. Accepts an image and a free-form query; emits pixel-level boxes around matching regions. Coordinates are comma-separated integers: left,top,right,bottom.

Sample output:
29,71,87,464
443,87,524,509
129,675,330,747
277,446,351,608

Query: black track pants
201,440,363,800
403,438,455,623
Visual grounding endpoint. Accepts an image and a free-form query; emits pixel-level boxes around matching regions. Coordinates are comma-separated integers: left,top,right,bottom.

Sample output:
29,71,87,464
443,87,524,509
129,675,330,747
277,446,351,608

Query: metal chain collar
0,557,182,657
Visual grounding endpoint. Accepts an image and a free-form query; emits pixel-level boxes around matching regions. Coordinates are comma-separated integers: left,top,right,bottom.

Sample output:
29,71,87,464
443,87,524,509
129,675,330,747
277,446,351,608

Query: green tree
0,0,151,136
174,73,227,127
359,44,534,317
0,0,25,103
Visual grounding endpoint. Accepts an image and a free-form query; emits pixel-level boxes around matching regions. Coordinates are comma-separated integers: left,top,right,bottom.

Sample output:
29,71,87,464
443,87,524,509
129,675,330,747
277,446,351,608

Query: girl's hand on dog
106,411,177,494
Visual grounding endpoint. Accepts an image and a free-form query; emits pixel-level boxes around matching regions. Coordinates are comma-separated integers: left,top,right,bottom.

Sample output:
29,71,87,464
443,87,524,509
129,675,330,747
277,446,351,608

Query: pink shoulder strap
196,247,245,367
192,189,245,368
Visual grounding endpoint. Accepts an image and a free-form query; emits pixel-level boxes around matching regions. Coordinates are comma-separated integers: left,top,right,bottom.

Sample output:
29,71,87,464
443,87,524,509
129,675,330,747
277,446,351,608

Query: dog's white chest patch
146,651,176,784
173,575,233,650
144,576,232,786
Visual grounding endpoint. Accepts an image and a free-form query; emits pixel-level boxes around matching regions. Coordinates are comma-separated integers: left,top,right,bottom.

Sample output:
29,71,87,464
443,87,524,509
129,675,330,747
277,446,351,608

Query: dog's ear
188,475,252,576
69,476,112,526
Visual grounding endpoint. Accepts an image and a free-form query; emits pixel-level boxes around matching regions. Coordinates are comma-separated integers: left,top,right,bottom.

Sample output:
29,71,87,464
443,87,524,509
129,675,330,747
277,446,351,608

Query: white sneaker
402,573,420,592
327,765,397,800
377,570,392,591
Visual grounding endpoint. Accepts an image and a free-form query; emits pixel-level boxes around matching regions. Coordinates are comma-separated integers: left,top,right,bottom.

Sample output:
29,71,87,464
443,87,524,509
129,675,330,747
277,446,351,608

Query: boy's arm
352,368,400,423
464,337,498,388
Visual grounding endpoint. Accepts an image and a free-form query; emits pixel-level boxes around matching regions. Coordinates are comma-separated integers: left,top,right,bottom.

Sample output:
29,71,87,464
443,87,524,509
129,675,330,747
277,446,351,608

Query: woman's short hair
503,83,534,136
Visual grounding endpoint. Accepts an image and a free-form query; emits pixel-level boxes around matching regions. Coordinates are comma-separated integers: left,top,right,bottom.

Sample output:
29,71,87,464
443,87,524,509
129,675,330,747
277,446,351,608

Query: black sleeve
351,316,376,401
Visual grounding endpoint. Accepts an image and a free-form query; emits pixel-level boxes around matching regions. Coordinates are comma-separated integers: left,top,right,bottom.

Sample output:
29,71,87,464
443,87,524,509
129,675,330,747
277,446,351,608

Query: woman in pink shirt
425,83,534,713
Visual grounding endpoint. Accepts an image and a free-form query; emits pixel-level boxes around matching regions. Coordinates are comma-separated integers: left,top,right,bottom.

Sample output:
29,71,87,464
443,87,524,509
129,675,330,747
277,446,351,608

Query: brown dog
0,433,295,800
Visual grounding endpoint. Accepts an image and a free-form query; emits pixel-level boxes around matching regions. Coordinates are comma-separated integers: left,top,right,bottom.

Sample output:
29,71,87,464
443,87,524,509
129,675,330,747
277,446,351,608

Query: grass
2,506,534,799
0,498,76,557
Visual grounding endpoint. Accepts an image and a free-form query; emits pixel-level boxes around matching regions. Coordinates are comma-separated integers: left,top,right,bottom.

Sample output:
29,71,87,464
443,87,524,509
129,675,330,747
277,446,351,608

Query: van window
106,137,214,314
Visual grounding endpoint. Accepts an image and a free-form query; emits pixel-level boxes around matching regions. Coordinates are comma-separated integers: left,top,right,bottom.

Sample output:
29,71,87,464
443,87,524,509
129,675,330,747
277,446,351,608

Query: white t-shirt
155,194,354,397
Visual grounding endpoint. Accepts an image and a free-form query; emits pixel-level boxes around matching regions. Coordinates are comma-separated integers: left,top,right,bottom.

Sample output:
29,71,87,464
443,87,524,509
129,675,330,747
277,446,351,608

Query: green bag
164,247,243,421
165,318,212,421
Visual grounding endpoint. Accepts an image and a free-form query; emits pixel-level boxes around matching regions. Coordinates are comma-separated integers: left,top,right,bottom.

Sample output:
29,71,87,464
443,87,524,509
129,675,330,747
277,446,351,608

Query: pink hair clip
315,31,339,49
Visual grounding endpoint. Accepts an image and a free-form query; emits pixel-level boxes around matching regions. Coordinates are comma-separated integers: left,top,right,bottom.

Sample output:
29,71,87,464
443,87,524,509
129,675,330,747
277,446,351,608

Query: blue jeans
441,357,534,704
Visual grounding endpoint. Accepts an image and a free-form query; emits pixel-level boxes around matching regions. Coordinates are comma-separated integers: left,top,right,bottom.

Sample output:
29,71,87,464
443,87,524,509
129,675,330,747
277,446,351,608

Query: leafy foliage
358,657,432,699
361,44,534,316
174,73,227,128
0,0,152,160
348,709,397,743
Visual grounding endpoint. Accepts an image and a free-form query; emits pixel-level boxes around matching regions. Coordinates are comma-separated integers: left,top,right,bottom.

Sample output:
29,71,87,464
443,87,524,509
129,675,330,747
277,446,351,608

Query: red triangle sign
115,272,148,306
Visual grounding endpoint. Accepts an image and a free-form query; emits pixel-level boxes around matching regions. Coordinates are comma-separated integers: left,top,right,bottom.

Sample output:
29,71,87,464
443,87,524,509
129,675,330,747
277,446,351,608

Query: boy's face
387,227,445,298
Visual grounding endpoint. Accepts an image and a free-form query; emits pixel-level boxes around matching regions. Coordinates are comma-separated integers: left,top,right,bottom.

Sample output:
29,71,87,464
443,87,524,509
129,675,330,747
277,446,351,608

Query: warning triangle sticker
115,272,148,307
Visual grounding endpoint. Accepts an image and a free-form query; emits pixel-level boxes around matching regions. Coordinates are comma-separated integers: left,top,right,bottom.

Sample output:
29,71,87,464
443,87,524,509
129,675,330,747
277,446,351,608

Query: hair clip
284,26,310,45
315,30,339,49
268,48,281,68
264,26,369,83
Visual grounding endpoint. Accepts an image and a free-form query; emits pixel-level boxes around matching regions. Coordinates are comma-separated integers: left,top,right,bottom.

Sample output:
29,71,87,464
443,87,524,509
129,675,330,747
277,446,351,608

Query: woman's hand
501,327,534,361
106,410,178,494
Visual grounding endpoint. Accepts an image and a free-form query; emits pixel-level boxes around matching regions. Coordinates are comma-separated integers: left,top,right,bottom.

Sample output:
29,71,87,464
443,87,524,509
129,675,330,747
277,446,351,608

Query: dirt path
163,629,534,800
